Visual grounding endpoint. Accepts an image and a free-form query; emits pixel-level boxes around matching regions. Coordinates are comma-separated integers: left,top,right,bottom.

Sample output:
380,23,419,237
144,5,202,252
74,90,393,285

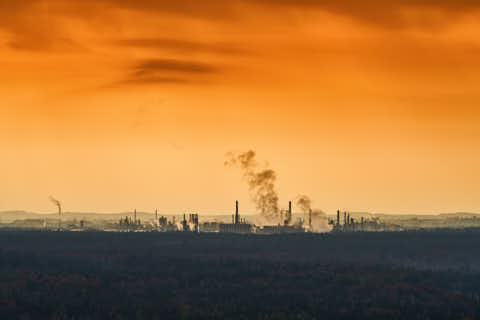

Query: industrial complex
112,201,393,234
1,201,402,234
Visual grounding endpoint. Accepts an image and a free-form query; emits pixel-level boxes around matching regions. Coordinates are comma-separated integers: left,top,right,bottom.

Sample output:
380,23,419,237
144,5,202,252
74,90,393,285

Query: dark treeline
1,231,480,319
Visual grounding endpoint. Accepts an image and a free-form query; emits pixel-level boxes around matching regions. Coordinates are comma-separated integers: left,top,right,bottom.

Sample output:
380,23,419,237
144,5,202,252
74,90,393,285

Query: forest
1,231,480,319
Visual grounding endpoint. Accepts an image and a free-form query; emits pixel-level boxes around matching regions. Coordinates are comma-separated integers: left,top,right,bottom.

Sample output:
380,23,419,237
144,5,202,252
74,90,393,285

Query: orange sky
1,0,479,215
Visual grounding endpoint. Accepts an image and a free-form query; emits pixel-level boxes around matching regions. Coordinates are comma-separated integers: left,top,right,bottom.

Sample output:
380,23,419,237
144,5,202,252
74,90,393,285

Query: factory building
257,201,304,234
258,225,300,234
330,209,401,232
219,201,254,234
182,213,199,232
200,222,220,233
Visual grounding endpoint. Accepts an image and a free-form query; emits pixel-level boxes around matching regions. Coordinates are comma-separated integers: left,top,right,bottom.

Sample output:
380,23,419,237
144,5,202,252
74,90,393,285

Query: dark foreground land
1,231,480,319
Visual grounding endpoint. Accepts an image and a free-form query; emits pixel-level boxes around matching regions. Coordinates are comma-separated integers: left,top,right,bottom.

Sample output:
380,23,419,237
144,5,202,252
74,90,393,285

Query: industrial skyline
2,2,479,319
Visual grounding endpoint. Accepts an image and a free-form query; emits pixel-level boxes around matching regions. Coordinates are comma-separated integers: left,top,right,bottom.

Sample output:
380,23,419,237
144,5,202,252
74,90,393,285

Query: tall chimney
309,209,312,229
286,201,292,225
182,214,188,231
337,210,340,226
235,200,239,224
344,212,347,226
134,209,137,224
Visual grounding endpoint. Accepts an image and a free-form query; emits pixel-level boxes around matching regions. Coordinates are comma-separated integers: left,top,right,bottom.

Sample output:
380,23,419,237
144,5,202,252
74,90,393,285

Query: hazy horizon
1,209,479,217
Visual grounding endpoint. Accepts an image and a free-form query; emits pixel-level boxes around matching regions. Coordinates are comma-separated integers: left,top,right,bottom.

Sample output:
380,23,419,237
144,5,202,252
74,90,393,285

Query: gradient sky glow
1,0,479,214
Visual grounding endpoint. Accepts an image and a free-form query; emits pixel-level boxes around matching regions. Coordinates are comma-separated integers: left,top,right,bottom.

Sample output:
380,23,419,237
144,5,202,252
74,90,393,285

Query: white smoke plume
225,150,280,222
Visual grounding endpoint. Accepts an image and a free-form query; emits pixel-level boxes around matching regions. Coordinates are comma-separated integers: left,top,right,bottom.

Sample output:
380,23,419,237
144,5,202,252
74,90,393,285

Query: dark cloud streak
112,58,219,87
132,59,218,76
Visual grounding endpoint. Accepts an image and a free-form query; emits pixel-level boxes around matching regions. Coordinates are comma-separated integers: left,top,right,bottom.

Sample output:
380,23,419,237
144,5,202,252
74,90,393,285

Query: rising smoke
295,195,312,214
225,150,279,221
49,196,62,215
295,194,329,232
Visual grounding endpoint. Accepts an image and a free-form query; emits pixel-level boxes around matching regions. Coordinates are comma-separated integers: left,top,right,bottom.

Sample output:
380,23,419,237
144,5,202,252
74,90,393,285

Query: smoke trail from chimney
295,194,329,232
49,196,62,215
49,196,62,231
295,195,312,214
225,150,279,221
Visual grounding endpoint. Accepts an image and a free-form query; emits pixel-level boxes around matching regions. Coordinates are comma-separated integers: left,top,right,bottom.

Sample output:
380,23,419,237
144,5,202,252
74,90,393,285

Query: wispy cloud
114,38,246,55
2,0,480,52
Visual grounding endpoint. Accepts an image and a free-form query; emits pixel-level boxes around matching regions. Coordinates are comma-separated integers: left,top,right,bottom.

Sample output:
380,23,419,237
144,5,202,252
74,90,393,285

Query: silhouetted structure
309,209,312,230
235,200,240,224
200,222,220,232
220,201,253,234
258,201,303,234
189,213,199,233
329,210,402,232
182,214,188,231
49,196,62,231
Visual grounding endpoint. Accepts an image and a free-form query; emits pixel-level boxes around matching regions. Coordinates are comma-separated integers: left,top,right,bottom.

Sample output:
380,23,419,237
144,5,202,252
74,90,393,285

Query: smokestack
235,200,239,225
182,214,188,231
283,200,292,226
309,209,312,229
49,196,62,231
155,209,158,221
344,212,347,226
337,210,340,226
194,214,199,233
134,209,137,224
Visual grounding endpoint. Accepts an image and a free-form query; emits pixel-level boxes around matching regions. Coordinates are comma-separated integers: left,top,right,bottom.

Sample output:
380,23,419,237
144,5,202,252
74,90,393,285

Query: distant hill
0,211,245,223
